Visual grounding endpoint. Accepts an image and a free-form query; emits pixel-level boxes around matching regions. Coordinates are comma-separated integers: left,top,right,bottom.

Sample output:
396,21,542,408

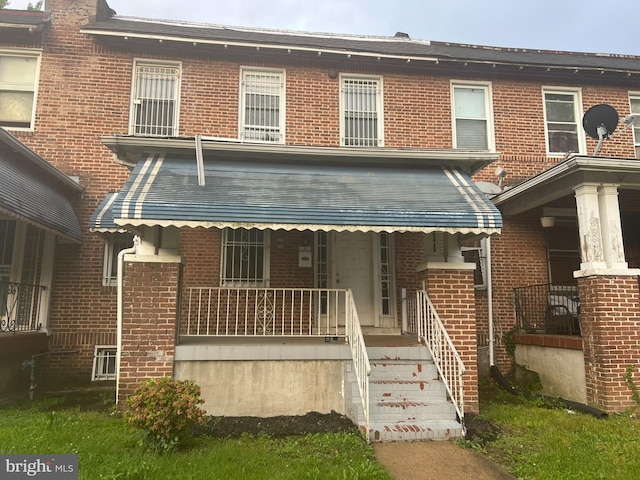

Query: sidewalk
374,441,516,480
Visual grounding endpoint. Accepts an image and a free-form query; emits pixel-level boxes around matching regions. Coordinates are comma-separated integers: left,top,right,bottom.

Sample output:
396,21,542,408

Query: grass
0,396,392,480
472,383,640,480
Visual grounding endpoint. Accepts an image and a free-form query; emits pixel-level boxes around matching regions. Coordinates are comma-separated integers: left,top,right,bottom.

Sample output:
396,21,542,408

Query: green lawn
0,398,391,480
475,384,640,480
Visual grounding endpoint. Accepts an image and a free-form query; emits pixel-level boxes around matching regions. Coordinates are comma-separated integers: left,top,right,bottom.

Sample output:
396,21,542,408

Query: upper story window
240,68,285,143
130,60,180,136
543,88,584,155
0,50,40,130
221,228,270,286
452,82,494,150
630,94,640,159
340,75,383,147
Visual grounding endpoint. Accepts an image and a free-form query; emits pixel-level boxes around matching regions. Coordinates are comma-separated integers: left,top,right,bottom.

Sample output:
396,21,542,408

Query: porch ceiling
493,155,640,216
92,152,502,235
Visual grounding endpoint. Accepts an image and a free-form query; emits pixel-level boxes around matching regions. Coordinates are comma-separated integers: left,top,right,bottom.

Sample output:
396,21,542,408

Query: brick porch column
578,275,640,412
423,264,479,414
117,255,182,404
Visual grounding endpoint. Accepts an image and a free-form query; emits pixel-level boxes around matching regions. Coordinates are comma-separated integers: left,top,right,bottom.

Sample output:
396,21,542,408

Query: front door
332,232,375,326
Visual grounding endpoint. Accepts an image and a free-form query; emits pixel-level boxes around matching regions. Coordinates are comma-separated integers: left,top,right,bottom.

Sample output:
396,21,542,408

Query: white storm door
332,232,375,326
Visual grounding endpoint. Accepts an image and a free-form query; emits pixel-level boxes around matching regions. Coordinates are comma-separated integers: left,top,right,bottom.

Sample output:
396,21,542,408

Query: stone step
369,362,439,382
345,346,462,443
370,398,456,420
367,346,431,361
369,378,446,396
366,419,463,442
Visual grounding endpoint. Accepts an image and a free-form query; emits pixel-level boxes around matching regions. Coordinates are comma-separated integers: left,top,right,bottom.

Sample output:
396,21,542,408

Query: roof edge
101,135,499,175
0,129,83,192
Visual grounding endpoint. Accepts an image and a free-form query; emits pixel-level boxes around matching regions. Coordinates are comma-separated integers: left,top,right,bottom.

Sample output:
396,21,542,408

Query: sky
7,0,640,56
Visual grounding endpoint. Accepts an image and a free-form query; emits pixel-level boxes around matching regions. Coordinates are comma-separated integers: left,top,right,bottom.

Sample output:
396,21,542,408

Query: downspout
486,236,495,366
116,235,140,404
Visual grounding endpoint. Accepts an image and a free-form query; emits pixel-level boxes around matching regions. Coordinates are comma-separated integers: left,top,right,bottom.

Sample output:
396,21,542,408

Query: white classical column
574,183,607,272
598,184,628,270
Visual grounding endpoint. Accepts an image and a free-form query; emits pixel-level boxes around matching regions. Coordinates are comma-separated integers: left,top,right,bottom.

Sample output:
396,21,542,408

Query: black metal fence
0,281,46,333
513,283,581,336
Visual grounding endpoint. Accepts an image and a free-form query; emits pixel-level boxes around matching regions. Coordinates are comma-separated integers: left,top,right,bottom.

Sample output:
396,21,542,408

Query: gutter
101,135,499,175
115,235,140,404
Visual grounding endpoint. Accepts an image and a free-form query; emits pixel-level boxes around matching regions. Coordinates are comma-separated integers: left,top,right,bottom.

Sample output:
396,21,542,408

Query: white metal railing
182,287,348,337
414,290,466,427
344,290,371,441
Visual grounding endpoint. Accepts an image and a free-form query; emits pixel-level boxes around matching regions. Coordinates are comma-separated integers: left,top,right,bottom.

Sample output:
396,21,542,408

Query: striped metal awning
0,132,82,243
92,153,502,234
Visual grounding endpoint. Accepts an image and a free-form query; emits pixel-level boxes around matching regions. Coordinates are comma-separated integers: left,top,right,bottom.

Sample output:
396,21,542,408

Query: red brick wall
489,210,550,371
118,261,181,402
394,232,424,301
424,268,479,414
579,275,640,412
3,0,639,386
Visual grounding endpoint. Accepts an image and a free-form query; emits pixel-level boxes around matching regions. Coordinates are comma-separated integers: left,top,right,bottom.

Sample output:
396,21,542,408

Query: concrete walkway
374,441,516,480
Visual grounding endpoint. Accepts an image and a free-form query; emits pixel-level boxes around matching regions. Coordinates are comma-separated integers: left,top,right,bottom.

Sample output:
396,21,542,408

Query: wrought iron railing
0,281,46,333
513,283,580,336
181,287,347,337
413,290,466,429
344,290,371,441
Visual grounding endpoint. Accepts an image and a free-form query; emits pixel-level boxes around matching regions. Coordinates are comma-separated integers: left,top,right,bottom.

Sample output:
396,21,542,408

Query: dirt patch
198,411,359,438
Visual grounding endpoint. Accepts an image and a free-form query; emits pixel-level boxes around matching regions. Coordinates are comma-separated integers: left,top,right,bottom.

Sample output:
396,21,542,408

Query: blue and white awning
91,153,502,235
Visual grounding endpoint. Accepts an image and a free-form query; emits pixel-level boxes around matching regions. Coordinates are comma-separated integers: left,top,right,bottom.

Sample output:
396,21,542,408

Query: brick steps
346,345,463,443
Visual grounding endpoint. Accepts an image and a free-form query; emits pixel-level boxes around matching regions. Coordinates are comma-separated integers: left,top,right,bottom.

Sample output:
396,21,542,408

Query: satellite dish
475,181,502,195
582,104,619,155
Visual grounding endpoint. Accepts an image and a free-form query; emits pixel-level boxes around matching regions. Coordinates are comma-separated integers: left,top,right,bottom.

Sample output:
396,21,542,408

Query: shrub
125,377,206,452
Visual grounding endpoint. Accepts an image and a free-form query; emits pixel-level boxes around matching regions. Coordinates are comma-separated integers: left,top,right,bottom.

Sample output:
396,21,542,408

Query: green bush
125,377,206,453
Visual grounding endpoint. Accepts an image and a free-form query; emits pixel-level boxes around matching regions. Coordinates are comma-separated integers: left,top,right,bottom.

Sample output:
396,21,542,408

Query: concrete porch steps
346,344,463,442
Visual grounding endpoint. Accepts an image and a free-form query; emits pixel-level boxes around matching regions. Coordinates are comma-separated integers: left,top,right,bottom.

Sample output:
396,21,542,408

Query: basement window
92,346,117,381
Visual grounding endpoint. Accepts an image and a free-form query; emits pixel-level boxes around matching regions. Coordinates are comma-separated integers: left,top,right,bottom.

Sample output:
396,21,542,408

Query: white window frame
629,93,640,159
0,49,41,131
102,234,134,287
220,228,270,287
340,74,384,147
239,67,285,143
129,59,181,137
92,345,117,381
542,87,585,156
451,81,495,151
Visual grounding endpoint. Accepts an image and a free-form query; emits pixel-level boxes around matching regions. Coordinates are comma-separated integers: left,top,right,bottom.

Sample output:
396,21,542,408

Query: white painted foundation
515,344,587,404
175,360,347,417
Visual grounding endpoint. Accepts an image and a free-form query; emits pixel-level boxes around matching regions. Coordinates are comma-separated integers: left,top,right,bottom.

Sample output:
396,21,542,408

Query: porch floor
178,334,420,347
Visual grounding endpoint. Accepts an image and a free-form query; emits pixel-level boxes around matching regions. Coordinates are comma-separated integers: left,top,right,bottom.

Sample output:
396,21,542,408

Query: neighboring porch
493,154,640,411
0,129,83,394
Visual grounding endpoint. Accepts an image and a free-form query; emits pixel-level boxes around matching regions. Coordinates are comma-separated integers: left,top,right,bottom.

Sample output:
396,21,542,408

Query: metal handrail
0,281,46,333
345,289,371,442
513,282,580,336
415,290,466,428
